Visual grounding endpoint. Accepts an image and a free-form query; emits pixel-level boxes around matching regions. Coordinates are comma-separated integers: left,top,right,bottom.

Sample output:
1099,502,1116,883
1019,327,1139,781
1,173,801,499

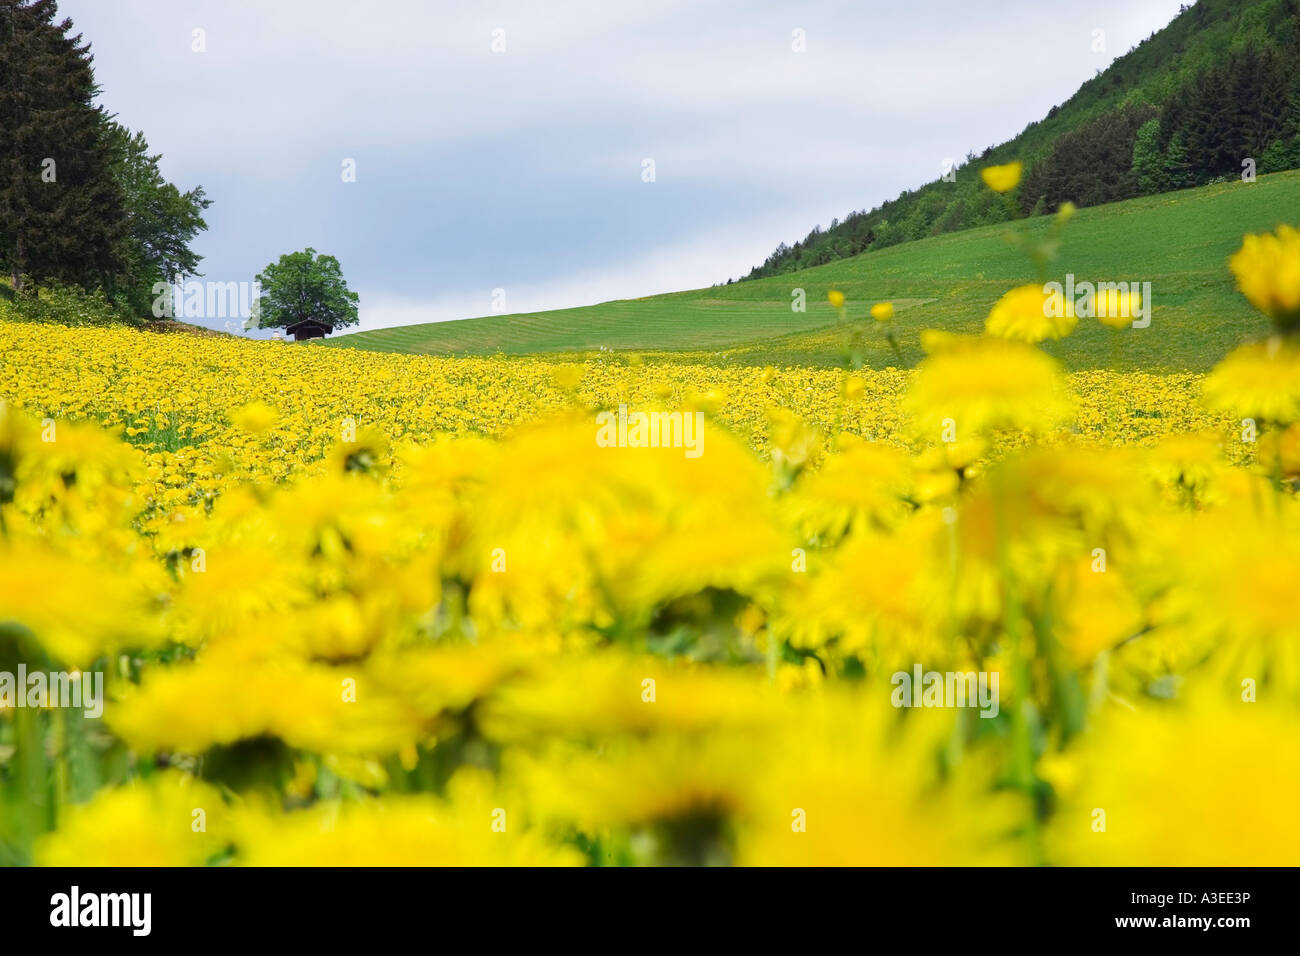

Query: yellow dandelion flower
1158,503,1300,691
229,400,279,436
980,161,1022,193
550,364,584,392
1258,422,1300,479
1054,559,1145,666
1229,223,1300,331
1046,694,1300,865
1146,431,1225,497
904,333,1073,438
108,652,427,760
1203,338,1300,424
36,771,227,866
514,734,765,865
231,788,579,866
0,542,169,667
787,436,913,540
985,284,1076,342
741,691,1029,865
1094,284,1143,330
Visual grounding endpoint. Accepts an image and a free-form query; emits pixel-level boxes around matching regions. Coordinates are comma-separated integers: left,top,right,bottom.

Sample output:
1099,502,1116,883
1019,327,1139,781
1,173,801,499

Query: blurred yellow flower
740,692,1028,865
231,788,580,866
1258,422,1300,478
985,284,1077,342
1095,284,1142,330
980,161,1022,193
37,771,226,866
1047,695,1300,865
904,333,1073,438
1229,223,1300,332
229,400,279,435
1203,338,1300,423
550,364,584,391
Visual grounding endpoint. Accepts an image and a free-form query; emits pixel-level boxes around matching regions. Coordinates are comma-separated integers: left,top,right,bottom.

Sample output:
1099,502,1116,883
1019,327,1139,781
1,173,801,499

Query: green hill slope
744,0,1300,280
327,170,1298,372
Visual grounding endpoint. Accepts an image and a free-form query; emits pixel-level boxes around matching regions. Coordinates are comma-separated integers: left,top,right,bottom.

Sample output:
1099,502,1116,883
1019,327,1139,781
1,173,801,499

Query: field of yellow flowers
2,223,1299,866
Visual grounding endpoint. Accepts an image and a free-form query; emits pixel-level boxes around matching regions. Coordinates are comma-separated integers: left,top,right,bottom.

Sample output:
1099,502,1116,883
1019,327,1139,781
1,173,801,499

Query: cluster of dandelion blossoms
1,221,1298,865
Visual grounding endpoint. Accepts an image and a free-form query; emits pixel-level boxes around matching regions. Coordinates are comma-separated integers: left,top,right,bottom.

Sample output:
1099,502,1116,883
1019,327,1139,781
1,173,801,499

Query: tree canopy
254,249,359,334
105,121,212,314
0,0,210,313
0,0,125,291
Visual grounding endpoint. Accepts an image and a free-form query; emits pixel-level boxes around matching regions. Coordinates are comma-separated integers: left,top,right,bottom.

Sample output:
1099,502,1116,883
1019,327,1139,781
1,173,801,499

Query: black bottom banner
0,866,1279,942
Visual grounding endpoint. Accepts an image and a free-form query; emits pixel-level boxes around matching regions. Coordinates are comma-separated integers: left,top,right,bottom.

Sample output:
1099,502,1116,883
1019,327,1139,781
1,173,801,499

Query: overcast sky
60,0,1188,334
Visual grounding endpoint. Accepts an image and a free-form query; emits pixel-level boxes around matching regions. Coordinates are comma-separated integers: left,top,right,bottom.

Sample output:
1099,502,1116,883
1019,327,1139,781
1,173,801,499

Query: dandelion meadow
3,212,1300,867
2,0,1299,894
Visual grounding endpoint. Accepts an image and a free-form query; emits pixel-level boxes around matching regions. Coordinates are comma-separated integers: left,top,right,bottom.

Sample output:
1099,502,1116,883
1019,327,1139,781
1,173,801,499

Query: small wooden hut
285,319,330,341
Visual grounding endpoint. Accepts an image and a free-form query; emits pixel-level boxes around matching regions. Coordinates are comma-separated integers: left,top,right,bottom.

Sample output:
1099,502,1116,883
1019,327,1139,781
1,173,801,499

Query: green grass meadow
327,170,1300,371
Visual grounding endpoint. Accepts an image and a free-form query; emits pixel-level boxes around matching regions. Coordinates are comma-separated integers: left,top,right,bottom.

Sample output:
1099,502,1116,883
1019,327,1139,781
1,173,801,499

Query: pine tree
1132,118,1168,194
1163,132,1195,189
0,0,126,291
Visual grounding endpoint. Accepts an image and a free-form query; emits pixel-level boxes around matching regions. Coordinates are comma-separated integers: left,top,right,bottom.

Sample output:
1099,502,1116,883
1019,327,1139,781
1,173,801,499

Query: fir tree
0,0,127,291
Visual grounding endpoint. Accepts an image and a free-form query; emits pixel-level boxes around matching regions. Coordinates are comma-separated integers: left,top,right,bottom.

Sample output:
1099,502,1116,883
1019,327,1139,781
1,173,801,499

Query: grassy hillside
327,170,1299,372
744,0,1300,279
